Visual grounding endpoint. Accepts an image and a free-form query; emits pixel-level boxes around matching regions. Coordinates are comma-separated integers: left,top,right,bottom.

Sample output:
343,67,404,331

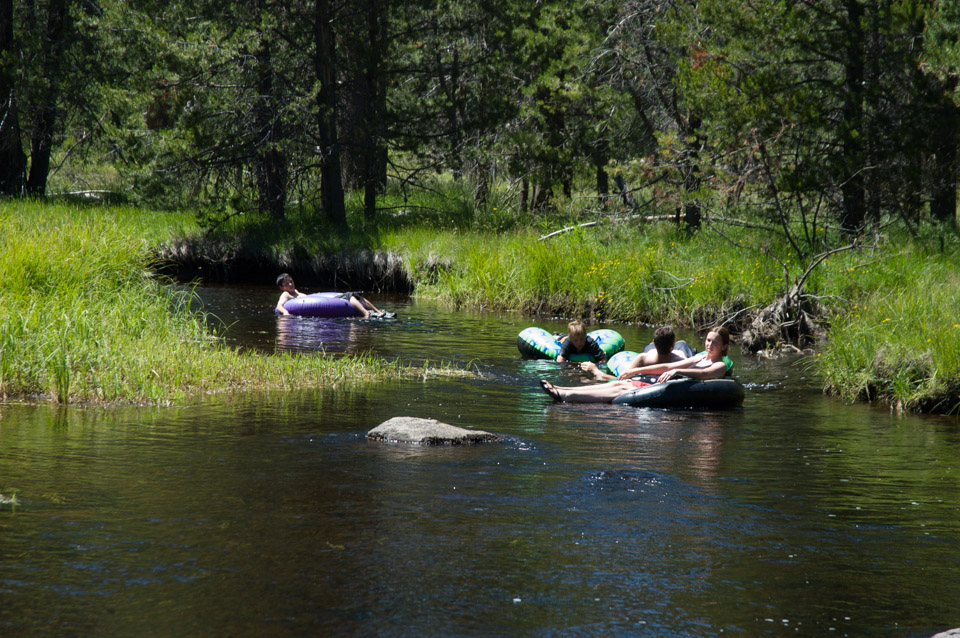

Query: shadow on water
1,284,959,636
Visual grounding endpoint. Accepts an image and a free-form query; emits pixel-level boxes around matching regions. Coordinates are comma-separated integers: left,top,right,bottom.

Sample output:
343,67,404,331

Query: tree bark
254,29,287,220
680,113,702,230
929,76,959,227
314,0,346,226
0,0,26,196
593,138,609,204
361,0,387,222
26,0,72,197
839,0,866,234
930,125,958,227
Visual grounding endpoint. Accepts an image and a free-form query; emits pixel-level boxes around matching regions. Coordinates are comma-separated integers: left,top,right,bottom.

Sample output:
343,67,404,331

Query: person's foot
368,311,385,318
539,379,562,402
383,311,397,319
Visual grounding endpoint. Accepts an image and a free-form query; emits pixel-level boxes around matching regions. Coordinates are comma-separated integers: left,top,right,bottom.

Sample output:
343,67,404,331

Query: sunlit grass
382,222,787,324
814,240,960,414
14,185,956,413
0,201,465,405
381,217,959,414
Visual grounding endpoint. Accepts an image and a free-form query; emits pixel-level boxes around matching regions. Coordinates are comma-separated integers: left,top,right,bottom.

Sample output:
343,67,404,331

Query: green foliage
924,0,960,92
382,222,786,323
6,0,956,239
815,234,960,413
672,0,959,235
0,201,461,404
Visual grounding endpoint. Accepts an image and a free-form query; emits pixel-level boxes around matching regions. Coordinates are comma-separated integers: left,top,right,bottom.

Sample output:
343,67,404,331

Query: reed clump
0,202,462,405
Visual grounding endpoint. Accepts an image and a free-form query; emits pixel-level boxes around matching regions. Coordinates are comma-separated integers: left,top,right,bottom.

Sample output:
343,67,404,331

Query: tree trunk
593,139,609,205
680,114,702,230
929,77,959,227
474,160,490,207
26,0,71,197
839,0,866,234
436,32,463,178
0,0,26,196
314,0,346,226
596,163,608,205
254,32,287,220
361,0,386,222
930,128,958,227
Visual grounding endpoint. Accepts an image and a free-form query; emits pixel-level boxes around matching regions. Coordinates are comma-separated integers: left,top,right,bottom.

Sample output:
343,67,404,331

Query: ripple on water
2,291,959,636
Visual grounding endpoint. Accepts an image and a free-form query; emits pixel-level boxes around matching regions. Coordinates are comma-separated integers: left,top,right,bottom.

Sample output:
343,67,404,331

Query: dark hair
276,273,292,287
652,325,676,355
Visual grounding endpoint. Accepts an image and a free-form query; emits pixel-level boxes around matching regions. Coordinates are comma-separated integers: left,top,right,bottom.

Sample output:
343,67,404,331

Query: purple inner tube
281,293,361,318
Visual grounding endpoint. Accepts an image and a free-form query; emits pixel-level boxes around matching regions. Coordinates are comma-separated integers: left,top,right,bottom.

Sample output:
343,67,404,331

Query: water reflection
275,314,360,354
2,287,959,637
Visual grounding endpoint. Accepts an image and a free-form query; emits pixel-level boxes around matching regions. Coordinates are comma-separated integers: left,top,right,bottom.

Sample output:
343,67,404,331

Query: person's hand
579,361,599,374
657,369,678,383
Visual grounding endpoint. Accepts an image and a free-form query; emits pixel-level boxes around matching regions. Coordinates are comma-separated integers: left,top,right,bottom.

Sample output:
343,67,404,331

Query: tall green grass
92,173,959,414
381,219,959,414
383,222,789,324
814,240,960,414
0,201,460,405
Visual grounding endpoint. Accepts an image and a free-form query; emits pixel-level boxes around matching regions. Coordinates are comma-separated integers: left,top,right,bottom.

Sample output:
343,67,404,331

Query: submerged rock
932,630,960,638
367,417,501,446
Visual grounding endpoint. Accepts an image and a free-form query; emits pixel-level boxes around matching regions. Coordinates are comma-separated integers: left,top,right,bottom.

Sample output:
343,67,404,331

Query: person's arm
618,353,704,380
579,361,614,380
276,292,293,315
617,350,659,377
656,359,727,383
555,340,573,362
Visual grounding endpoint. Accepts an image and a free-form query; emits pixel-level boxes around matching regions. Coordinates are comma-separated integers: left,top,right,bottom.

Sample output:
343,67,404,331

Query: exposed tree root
740,282,828,354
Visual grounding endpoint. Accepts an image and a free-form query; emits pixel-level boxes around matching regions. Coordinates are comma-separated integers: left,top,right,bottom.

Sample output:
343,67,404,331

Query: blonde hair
567,320,586,339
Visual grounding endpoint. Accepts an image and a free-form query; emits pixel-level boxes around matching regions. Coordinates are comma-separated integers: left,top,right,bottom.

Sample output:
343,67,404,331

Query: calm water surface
1,285,959,637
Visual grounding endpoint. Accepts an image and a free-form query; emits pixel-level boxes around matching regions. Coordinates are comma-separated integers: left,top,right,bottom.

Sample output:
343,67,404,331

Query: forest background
0,0,958,413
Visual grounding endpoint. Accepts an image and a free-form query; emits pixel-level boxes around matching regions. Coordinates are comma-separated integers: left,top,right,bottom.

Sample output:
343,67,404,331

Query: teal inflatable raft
605,350,640,376
517,327,625,361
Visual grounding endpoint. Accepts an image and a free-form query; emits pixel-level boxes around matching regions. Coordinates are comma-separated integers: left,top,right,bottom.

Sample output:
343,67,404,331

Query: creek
1,285,958,636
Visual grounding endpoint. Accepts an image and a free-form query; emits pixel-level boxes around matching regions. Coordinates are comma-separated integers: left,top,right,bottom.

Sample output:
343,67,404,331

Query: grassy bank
165,183,959,414
814,241,960,413
384,223,784,323
16,184,956,413
387,223,959,413
0,201,460,405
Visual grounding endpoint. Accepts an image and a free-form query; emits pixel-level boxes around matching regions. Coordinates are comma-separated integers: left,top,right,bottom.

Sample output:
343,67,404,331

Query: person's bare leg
349,297,370,318
359,296,382,313
541,379,634,403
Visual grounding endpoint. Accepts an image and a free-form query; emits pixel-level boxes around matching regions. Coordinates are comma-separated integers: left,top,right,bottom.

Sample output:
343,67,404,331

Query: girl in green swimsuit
539,327,732,403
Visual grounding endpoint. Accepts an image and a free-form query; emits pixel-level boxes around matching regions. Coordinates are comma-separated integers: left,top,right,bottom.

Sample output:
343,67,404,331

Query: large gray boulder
932,630,960,638
367,417,501,446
